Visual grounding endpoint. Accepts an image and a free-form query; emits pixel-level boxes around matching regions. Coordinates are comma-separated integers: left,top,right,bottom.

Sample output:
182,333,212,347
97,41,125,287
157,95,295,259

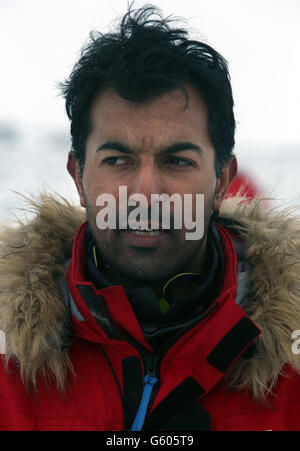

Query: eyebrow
96,140,204,156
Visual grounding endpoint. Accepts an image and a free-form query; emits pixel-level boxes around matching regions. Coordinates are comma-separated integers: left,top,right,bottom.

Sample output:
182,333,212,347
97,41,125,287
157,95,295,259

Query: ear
213,156,238,211
67,152,86,208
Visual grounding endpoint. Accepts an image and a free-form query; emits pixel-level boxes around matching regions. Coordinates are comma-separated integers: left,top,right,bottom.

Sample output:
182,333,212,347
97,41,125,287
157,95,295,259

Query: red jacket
0,195,299,431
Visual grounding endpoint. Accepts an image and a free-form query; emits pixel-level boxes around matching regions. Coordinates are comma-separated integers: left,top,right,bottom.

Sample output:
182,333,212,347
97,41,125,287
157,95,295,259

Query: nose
128,161,163,206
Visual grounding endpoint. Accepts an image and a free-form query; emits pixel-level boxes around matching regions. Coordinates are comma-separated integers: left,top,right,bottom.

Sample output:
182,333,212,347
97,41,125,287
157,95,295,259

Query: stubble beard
84,193,214,284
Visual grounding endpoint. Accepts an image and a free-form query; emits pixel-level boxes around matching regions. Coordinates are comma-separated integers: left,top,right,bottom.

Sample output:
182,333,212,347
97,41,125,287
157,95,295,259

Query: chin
121,267,168,282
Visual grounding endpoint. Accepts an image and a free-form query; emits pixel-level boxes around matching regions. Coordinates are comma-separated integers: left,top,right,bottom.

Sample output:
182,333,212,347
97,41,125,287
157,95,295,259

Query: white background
0,0,299,220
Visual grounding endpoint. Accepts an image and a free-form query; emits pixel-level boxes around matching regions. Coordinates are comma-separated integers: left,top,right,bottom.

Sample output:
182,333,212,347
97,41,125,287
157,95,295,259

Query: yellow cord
93,245,98,268
92,246,199,314
162,272,200,298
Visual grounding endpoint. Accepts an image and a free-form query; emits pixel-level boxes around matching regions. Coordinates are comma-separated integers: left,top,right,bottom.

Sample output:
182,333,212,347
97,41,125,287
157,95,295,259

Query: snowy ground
0,124,299,223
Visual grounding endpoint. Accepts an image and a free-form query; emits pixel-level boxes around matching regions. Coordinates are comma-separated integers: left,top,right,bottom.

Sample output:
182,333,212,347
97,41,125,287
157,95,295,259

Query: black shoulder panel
207,317,260,372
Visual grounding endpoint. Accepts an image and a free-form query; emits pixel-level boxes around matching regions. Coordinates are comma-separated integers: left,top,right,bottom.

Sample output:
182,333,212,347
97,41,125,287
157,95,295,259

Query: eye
165,157,195,167
103,156,132,166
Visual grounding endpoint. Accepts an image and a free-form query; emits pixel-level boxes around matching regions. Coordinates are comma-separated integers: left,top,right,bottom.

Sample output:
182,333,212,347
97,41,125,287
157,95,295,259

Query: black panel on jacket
163,401,211,431
206,317,261,372
142,377,206,431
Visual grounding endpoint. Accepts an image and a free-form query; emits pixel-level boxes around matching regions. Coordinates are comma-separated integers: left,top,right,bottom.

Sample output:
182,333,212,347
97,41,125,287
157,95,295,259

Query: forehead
89,85,211,148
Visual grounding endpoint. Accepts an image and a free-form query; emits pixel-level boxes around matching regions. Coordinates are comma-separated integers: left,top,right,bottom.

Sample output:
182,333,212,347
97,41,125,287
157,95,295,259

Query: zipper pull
130,374,158,431
145,354,160,377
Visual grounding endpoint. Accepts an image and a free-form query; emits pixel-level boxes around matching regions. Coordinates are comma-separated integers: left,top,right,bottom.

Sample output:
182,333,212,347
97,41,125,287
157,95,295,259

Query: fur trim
0,193,300,399
220,196,300,401
0,193,85,390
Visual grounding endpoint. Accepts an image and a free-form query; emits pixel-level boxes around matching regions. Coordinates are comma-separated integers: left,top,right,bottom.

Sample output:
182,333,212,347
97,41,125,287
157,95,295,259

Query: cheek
84,181,123,225
189,177,216,218
178,175,216,198
83,167,118,201
198,170,217,198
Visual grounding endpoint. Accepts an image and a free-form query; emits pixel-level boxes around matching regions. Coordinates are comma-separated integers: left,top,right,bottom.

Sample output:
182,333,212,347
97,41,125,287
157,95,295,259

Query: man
0,5,300,431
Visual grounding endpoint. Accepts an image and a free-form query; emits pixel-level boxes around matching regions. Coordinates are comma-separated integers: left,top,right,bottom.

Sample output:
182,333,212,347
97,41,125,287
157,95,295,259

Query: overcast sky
1,0,300,147
0,0,299,221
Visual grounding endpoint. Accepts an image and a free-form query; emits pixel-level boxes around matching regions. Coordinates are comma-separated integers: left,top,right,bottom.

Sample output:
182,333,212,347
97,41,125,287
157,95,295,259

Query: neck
102,235,208,300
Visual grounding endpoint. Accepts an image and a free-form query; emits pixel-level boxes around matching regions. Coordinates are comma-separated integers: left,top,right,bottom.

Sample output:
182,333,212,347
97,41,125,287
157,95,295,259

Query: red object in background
226,172,261,200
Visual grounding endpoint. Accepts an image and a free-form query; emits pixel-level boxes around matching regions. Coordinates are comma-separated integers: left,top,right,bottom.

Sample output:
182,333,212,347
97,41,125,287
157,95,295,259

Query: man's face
69,85,236,285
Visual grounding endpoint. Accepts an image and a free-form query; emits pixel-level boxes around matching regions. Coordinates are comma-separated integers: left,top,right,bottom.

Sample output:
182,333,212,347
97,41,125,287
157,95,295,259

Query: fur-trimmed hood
0,193,300,400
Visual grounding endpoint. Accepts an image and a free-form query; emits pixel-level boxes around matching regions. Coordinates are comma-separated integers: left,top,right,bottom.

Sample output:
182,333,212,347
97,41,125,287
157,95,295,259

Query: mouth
121,226,170,247
124,226,169,236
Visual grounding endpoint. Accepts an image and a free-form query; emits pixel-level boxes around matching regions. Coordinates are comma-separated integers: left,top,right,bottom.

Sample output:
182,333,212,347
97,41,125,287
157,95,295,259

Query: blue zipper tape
130,374,158,431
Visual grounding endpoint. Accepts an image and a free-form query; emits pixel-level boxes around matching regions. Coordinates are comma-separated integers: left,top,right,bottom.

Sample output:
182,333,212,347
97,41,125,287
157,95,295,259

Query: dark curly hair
60,3,236,177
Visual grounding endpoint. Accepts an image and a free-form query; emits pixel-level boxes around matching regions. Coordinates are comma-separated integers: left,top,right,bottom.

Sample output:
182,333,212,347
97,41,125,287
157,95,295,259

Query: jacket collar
83,221,224,346
67,218,261,400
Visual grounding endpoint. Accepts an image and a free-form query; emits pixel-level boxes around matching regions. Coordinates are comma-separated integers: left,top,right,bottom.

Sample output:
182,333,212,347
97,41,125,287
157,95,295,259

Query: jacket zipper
124,303,219,430
144,354,161,413
130,354,160,431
